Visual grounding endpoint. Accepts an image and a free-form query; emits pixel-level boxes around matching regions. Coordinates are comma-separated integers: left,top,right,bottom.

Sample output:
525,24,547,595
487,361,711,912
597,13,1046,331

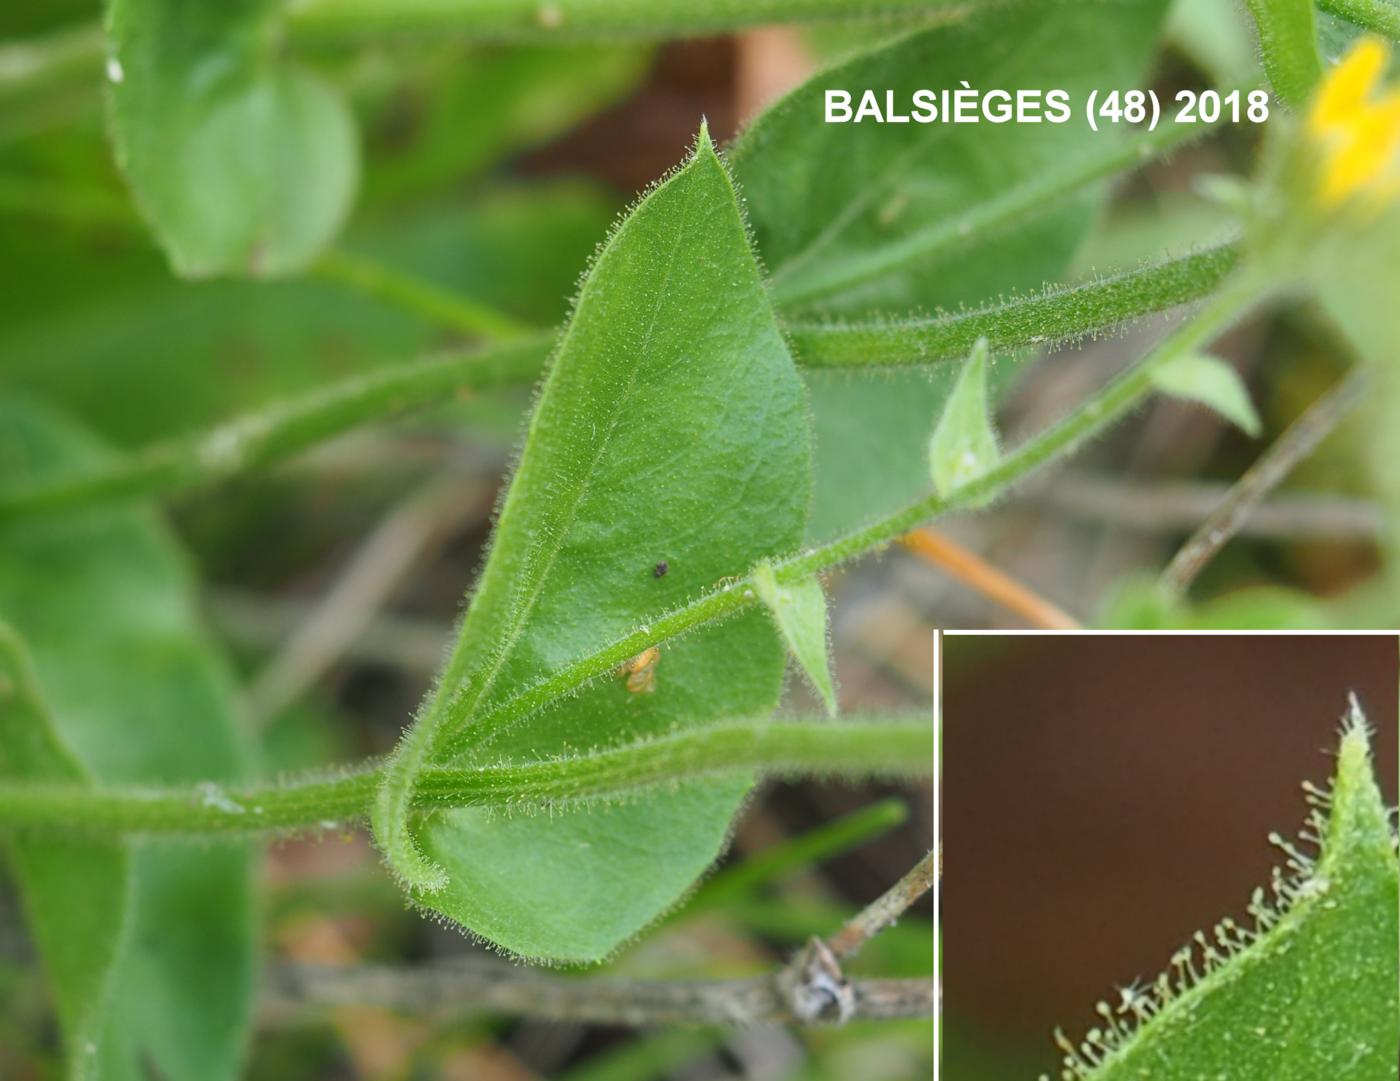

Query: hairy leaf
928,339,1000,497
1150,351,1261,435
1054,705,1398,1080
106,0,358,277
729,1,1170,540
0,626,129,1081
752,561,837,716
374,127,813,962
0,397,257,1081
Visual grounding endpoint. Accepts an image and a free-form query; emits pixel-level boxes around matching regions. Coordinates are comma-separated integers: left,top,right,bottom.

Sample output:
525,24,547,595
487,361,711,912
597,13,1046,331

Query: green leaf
752,560,837,716
0,397,257,1081
1055,704,1398,1080
1244,0,1323,106
374,126,812,962
106,0,358,277
1150,351,1262,435
0,625,129,1081
928,338,1000,498
728,2,1170,539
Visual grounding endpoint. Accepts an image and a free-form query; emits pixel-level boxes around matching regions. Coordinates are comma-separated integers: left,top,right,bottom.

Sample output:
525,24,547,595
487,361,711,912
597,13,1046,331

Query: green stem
0,338,553,523
1318,0,1400,38
287,0,960,40
769,114,1222,309
1244,0,1322,107
0,248,1229,522
0,720,931,837
312,249,534,341
439,269,1270,758
787,243,1238,369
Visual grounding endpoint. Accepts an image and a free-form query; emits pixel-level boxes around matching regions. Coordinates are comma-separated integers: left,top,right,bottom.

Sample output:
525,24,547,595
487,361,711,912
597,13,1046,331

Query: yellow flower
1307,37,1400,208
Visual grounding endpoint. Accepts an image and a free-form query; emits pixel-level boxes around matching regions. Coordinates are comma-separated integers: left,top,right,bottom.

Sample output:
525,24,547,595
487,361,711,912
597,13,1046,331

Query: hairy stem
0,248,1232,523
1244,0,1322,107
0,720,931,837
786,243,1237,369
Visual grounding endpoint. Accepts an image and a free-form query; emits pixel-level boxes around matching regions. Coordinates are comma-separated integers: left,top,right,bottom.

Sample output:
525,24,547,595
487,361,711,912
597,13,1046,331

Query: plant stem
442,270,1270,757
287,0,961,40
0,338,553,523
0,719,931,837
0,248,1231,523
1159,365,1371,596
312,249,534,340
1244,0,1322,107
786,243,1237,368
1317,0,1400,39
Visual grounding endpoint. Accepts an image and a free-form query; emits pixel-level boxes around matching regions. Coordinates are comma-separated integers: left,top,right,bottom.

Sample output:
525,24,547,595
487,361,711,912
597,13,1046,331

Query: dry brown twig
1160,366,1372,596
263,851,937,1029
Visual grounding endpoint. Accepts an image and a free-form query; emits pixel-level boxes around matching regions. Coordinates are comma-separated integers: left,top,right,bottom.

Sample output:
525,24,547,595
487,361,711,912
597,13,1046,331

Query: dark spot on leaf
653,561,669,578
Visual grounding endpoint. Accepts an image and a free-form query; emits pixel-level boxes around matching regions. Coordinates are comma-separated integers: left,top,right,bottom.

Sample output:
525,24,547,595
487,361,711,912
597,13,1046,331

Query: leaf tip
694,116,716,158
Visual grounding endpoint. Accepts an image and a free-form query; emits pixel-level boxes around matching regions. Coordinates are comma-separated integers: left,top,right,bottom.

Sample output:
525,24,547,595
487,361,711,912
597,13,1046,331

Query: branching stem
441,269,1269,758
0,720,931,837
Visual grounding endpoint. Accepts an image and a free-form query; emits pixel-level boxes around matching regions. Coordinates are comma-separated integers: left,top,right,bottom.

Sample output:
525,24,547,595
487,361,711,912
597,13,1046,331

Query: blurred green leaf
0,625,129,1081
1,182,614,448
0,397,257,1080
1100,577,1331,629
1150,350,1262,435
106,0,358,276
928,339,1000,497
1061,711,1398,1080
356,43,650,206
729,2,1170,540
375,128,812,961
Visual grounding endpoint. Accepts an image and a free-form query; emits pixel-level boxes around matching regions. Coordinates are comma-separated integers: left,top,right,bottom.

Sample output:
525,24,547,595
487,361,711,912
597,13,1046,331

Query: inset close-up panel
940,633,1399,1080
